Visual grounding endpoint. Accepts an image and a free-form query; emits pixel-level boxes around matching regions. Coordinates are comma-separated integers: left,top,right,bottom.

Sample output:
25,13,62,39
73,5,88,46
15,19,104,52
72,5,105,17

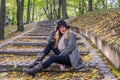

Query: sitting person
23,20,84,77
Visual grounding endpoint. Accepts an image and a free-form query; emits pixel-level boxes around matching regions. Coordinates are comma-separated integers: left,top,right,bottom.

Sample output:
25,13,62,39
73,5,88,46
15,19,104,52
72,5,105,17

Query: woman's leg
24,62,43,77
42,55,71,69
24,55,71,77
43,41,60,55
29,41,60,68
36,41,60,60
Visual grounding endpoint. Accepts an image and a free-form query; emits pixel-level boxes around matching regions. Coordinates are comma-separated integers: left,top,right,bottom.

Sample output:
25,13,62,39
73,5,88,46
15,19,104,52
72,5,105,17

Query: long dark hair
54,20,70,48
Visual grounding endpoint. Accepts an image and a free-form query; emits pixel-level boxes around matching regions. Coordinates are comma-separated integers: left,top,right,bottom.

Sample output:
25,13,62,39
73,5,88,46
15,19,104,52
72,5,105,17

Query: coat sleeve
60,33,76,55
47,30,56,42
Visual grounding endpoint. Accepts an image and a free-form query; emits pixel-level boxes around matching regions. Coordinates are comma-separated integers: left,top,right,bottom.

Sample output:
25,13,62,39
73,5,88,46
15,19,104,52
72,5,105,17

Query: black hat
56,20,69,30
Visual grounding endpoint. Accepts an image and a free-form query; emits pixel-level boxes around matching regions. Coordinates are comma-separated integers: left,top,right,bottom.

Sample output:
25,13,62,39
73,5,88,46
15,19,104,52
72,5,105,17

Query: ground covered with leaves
67,8,120,54
0,23,34,44
0,52,101,80
0,36,118,79
0,10,120,79
0,24,111,80
67,8,120,79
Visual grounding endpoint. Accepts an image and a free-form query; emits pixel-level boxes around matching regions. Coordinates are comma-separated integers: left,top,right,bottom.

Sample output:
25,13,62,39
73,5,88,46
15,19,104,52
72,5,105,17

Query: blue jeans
42,42,71,69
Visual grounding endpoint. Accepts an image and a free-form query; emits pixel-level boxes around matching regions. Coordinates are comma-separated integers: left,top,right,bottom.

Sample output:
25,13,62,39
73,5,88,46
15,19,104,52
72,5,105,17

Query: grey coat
48,30,83,69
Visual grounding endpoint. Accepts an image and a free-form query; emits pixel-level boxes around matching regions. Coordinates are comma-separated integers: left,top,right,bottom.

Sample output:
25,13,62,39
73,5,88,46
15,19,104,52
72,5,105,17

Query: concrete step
24,34,49,36
11,42,84,47
0,49,89,56
12,42,47,47
0,49,43,55
0,62,89,72
20,36,48,39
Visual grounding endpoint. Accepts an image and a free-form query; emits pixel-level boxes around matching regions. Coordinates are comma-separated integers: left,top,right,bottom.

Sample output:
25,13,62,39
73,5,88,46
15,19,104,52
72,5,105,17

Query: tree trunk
16,0,24,32
20,0,24,31
50,4,53,20
35,6,38,21
11,14,15,25
11,1,16,25
46,0,48,10
53,0,57,20
26,0,31,23
31,0,35,22
44,0,51,20
88,0,92,12
84,1,88,12
0,0,6,40
58,0,62,19
43,8,51,20
61,0,68,19
81,0,84,14
78,0,82,14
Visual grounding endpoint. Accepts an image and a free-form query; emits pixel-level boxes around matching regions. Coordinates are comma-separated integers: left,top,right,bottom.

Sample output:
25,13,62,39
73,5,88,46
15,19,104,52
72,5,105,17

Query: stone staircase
0,21,118,79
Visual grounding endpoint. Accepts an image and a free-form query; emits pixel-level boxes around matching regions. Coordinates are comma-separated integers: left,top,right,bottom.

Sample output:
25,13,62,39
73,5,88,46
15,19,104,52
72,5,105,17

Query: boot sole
23,68,35,77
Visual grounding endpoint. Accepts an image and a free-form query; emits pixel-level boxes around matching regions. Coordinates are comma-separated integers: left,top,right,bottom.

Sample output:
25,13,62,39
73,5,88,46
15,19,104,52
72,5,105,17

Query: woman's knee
49,55,57,61
48,42,55,47
49,41,55,45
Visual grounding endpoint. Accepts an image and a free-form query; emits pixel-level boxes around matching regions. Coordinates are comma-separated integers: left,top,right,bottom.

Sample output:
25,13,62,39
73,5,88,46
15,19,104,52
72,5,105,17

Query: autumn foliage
68,8,120,54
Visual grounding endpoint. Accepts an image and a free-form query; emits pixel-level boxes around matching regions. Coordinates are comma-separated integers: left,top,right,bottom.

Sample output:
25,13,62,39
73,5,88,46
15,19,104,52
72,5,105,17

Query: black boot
23,68,36,77
24,63,43,77
29,52,45,68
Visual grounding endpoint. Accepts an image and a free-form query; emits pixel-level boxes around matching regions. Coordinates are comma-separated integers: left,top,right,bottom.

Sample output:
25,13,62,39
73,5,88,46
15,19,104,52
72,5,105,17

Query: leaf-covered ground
0,71,99,80
0,36,117,79
87,36,120,79
0,17,119,80
0,23,34,44
66,8,120,79
0,54,100,80
14,38,47,42
1,45,44,51
0,26,102,80
67,8,120,53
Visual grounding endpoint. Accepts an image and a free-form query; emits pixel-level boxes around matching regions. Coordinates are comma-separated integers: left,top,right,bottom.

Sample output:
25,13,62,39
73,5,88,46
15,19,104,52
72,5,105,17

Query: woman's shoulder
68,31,76,39
69,31,76,37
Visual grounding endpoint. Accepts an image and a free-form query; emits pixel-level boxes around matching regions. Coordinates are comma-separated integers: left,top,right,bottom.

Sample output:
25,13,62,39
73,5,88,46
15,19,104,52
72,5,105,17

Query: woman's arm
60,33,76,55
47,30,56,42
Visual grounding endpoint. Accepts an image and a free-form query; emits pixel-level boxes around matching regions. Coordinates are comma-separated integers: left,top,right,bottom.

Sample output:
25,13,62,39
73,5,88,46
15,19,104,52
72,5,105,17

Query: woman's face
59,25,67,35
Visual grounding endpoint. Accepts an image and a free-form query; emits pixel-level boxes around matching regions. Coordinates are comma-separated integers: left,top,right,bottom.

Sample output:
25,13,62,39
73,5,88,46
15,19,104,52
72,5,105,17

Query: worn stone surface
12,42,47,47
79,28,120,70
0,22,118,79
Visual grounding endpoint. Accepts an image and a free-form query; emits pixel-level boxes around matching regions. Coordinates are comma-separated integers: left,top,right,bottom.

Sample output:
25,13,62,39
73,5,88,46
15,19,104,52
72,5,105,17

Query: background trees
26,0,31,23
0,0,119,40
5,0,120,23
88,0,93,12
0,0,6,39
16,0,24,32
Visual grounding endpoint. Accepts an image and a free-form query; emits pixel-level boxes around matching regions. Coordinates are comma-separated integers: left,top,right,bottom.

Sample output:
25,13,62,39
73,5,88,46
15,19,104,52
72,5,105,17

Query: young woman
23,20,84,77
